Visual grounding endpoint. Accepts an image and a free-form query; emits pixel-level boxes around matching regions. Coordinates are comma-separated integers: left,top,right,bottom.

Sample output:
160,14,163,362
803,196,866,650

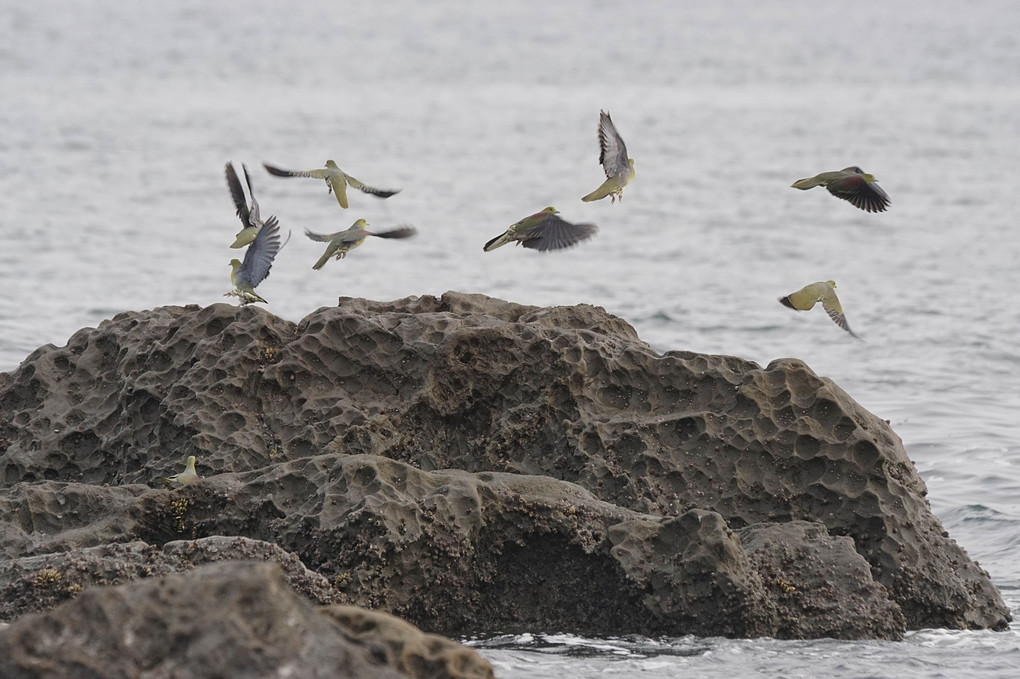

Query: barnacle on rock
32,568,62,589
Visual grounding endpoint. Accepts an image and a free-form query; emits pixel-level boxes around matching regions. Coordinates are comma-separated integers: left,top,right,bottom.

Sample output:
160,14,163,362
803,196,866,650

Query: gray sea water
2,1,1019,676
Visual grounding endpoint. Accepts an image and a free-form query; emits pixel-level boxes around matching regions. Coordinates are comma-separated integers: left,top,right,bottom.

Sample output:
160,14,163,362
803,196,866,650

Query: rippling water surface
3,1,1019,676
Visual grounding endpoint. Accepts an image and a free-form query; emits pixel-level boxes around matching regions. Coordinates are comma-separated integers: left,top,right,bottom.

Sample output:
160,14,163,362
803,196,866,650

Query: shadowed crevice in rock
0,292,1011,639
415,532,651,637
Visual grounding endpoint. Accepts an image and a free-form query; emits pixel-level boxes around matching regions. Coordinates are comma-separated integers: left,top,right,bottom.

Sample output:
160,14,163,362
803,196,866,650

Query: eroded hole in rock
423,533,649,637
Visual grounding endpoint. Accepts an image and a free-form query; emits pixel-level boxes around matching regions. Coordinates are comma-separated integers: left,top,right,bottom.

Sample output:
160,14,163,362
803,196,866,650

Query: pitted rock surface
737,520,906,639
0,536,345,621
0,561,404,679
320,605,496,679
0,291,1010,639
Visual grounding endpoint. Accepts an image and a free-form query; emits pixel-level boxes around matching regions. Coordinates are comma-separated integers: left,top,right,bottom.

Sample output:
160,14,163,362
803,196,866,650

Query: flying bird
483,207,598,252
305,220,416,270
582,110,635,203
225,162,264,248
779,280,860,338
263,160,400,209
157,455,199,489
225,216,286,304
790,166,890,213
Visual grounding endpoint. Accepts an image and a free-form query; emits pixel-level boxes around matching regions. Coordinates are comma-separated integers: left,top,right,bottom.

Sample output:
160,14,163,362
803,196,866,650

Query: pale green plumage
779,280,860,338
225,216,285,304
306,219,417,270
263,160,400,209
231,228,259,250
157,455,199,489
228,258,266,304
484,207,598,252
791,166,890,213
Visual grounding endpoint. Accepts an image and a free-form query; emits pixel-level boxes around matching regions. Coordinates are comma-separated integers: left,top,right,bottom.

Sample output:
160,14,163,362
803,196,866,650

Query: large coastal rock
0,561,493,679
0,292,1010,643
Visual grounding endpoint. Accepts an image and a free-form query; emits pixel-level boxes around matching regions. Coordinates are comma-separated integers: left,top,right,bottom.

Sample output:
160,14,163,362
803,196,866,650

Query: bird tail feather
484,232,512,251
791,177,823,190
582,181,613,202
230,228,258,249
312,252,332,270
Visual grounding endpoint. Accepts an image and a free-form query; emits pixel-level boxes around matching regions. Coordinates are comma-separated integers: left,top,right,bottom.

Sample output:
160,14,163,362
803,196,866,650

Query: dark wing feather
263,162,300,177
829,174,890,213
370,226,417,239
242,164,262,224
242,164,255,196
854,182,890,213
521,214,598,251
225,163,250,226
824,306,860,338
358,185,401,199
239,216,282,288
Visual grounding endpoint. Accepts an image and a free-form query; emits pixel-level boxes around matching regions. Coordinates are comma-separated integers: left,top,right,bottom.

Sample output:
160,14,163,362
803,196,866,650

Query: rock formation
0,292,1010,648
0,560,493,679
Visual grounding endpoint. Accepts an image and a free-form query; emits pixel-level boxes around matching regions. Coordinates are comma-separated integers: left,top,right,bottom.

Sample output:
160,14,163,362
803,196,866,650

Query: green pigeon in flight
305,220,416,270
225,216,286,304
582,110,635,203
263,160,400,209
225,162,265,249
483,207,598,252
791,166,890,213
779,280,860,338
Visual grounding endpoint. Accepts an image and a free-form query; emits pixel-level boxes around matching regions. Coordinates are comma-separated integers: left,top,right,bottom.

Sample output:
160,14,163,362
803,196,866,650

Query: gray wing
225,163,251,227
521,214,598,251
822,303,860,338
369,225,417,239
239,216,283,287
597,110,629,179
304,228,337,243
263,162,330,179
346,175,401,198
305,227,370,243
827,168,890,213
242,164,262,225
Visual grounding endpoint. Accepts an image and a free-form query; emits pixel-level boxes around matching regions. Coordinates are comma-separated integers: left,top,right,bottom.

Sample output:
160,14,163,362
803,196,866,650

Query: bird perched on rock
225,162,265,249
262,160,400,209
779,280,860,338
225,216,286,304
790,166,890,213
483,207,598,252
582,110,635,203
157,455,199,489
305,220,416,270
